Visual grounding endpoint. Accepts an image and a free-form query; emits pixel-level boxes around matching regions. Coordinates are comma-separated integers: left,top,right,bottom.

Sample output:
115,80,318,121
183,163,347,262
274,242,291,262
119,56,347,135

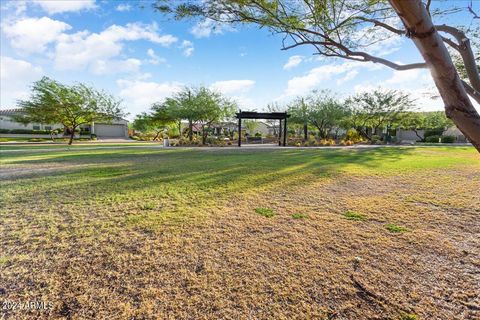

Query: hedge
0,128,63,134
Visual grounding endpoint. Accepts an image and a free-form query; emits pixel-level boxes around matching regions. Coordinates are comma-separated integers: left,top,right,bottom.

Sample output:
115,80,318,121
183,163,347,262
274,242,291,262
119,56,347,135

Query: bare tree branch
436,24,480,92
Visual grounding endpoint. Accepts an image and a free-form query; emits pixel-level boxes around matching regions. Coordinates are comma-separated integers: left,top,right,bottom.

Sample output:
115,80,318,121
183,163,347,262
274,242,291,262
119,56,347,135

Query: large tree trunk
389,0,480,152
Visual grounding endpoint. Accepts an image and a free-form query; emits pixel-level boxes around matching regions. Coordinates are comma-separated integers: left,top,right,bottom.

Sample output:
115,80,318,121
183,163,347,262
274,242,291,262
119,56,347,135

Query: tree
243,120,259,135
155,0,480,151
196,89,236,144
399,111,454,141
15,77,124,145
308,91,349,139
346,89,413,141
163,86,236,143
132,110,172,141
288,97,310,140
398,112,427,142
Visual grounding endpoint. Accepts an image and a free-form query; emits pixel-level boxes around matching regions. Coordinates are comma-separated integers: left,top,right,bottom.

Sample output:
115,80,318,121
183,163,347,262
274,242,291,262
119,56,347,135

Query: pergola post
283,116,287,146
278,119,282,146
238,117,242,147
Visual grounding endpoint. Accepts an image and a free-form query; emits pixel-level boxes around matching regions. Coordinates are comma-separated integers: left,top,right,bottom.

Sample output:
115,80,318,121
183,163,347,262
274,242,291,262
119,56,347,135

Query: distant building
0,108,129,138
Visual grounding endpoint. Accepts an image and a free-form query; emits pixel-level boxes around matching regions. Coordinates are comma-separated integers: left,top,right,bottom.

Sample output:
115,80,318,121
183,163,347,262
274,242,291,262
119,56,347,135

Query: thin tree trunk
188,120,193,141
153,131,161,141
303,123,308,141
178,120,182,138
413,129,424,142
390,0,480,152
356,127,371,141
68,128,75,145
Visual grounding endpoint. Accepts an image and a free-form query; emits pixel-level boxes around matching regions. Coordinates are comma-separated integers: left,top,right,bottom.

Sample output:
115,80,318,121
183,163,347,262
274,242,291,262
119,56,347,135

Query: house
0,108,129,138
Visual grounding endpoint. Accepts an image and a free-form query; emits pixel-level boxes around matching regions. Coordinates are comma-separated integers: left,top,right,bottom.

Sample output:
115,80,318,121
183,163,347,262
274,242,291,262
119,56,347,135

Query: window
33,125,40,130
45,126,52,131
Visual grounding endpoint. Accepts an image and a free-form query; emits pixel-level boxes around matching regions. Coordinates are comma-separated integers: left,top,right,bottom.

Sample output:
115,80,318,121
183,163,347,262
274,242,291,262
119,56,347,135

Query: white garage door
94,124,125,137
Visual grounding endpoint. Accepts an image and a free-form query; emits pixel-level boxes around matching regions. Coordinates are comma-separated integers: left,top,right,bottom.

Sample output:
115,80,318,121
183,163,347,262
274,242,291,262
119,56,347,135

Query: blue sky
1,0,478,119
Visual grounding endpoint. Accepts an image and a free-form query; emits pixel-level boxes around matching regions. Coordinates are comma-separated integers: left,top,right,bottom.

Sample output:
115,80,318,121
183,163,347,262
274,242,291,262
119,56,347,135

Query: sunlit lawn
0,146,478,319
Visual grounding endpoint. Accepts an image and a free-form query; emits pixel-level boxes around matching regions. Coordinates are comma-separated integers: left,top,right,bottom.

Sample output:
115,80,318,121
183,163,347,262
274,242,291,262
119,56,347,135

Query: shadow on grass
1,148,415,206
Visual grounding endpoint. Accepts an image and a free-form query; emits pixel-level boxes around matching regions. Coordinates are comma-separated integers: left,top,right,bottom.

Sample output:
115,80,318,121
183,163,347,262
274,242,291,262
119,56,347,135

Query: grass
386,223,410,233
291,213,308,219
0,146,479,319
343,210,367,221
255,207,275,217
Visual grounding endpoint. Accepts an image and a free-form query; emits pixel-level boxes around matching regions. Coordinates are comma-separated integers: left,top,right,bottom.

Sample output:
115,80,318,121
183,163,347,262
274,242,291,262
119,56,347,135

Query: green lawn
0,146,479,319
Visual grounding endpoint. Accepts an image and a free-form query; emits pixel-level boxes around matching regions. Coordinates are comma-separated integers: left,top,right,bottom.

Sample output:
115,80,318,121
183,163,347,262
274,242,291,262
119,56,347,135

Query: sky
0,0,478,120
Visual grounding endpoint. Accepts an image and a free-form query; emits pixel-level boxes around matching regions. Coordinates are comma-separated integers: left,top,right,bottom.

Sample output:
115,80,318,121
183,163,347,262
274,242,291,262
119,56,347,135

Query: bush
424,128,444,138
371,135,383,144
4,128,63,135
346,129,363,143
425,135,441,143
440,135,455,143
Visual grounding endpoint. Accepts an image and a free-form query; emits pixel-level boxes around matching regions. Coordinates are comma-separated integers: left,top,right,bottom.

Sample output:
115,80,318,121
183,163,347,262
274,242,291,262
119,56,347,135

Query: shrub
371,135,383,144
345,140,353,146
440,135,455,143
327,139,336,146
0,129,10,133
319,139,328,146
425,135,441,143
255,207,275,218
346,129,363,143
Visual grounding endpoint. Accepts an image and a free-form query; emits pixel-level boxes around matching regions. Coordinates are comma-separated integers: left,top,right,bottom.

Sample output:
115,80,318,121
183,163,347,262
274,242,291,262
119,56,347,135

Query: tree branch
436,24,480,92
462,80,480,105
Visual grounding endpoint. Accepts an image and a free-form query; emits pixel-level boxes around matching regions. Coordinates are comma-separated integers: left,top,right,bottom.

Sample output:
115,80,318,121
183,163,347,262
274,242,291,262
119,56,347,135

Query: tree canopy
15,77,124,145
346,89,413,140
137,86,236,143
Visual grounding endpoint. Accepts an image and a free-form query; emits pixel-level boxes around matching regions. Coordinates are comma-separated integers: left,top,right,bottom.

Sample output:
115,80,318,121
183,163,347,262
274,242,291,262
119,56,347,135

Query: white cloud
385,69,422,85
354,69,446,111
180,40,194,57
90,58,141,75
336,70,359,85
283,55,303,70
282,62,358,97
32,0,97,14
0,56,43,107
146,48,166,65
2,16,71,53
210,80,255,95
54,22,177,72
190,18,235,38
1,0,27,16
116,79,183,115
115,3,131,12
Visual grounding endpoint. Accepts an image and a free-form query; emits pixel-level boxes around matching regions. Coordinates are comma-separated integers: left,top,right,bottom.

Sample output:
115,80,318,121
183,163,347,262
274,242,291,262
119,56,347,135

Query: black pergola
235,111,290,147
